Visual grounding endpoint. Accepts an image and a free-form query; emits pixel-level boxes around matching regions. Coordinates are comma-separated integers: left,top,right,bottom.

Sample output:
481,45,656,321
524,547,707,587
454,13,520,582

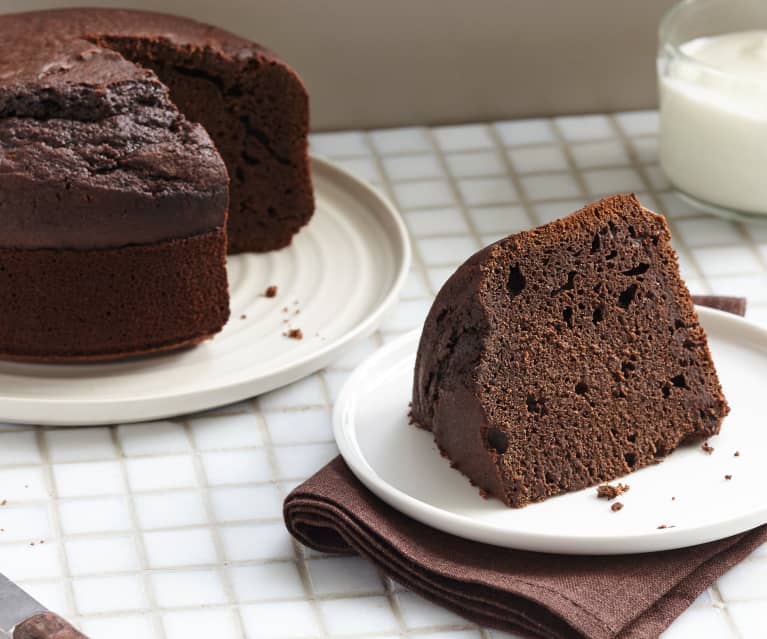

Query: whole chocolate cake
411,194,729,508
0,9,313,361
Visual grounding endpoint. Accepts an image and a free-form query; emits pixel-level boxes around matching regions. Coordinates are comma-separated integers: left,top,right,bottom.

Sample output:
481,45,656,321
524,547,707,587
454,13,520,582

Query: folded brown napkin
284,295,761,639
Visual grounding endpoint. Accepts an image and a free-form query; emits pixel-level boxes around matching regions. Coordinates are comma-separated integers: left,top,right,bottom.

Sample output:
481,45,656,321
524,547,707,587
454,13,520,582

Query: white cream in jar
659,30,767,214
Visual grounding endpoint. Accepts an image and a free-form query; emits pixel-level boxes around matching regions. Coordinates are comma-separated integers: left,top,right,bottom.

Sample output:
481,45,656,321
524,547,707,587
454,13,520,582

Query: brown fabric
284,296,762,639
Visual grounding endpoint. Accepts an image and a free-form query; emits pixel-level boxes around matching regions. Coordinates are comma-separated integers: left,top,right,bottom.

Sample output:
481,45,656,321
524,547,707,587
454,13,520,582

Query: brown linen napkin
284,296,760,639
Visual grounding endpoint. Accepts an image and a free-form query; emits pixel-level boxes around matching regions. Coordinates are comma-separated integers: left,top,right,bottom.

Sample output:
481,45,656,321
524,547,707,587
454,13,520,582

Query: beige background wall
1,0,675,130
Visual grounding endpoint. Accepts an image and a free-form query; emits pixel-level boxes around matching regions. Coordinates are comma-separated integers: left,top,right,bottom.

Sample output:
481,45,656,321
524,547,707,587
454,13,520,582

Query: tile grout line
421,128,488,250
362,129,435,637
251,396,334,639
107,427,167,639
605,114,712,294
35,431,79,626
182,419,249,639
486,123,546,229
362,130,437,300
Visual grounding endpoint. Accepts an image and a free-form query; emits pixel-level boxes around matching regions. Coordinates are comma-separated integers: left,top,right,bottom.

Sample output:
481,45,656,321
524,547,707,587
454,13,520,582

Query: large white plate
334,307,767,555
0,156,410,426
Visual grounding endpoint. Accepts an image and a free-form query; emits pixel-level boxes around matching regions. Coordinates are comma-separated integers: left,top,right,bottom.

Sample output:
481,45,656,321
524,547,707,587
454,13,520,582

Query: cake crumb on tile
724,474,732,480
734,451,740,457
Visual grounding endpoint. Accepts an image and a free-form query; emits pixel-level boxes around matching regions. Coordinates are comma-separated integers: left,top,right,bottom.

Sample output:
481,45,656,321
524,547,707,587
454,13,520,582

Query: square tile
134,490,208,530
220,522,295,561
264,408,333,445
582,168,644,196
307,556,384,595
615,110,660,137
717,559,767,599
241,601,321,639
126,455,197,492
660,606,732,638
164,609,240,639
631,137,659,164
692,246,762,277
309,131,368,158
417,236,479,266
58,497,132,534
427,267,456,292
46,428,116,462
673,218,742,247
19,580,71,617
469,205,531,234
404,207,470,237
729,601,766,638
210,483,283,522
446,151,505,177
508,146,568,174
393,180,455,209
0,431,41,465
117,421,190,456
328,337,380,370
495,119,555,146
397,591,467,629
66,536,140,575
0,466,47,500
370,127,431,154
334,157,380,184
555,114,614,141
0,504,50,542
656,191,703,218
260,375,327,410
383,154,443,181
0,541,61,580
458,177,518,206
202,449,272,485
708,274,767,303
190,413,264,450
399,270,432,299
319,596,400,636
570,140,629,169
229,561,305,601
433,124,494,151
521,173,581,201
54,461,124,497
532,199,588,224
644,164,670,191
143,528,218,568
81,615,158,639
378,299,432,333
322,370,350,403
73,574,148,614
151,569,228,607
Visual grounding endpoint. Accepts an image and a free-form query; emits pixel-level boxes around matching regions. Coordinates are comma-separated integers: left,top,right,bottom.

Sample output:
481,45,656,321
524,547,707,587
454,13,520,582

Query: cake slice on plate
411,194,728,508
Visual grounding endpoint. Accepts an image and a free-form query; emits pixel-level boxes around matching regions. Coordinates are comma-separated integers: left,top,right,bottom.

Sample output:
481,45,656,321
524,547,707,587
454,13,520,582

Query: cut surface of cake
0,8,313,361
411,194,729,508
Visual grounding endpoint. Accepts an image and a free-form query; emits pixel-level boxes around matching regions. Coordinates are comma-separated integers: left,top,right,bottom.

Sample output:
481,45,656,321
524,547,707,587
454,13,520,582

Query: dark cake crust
0,228,230,361
411,194,729,508
0,8,313,253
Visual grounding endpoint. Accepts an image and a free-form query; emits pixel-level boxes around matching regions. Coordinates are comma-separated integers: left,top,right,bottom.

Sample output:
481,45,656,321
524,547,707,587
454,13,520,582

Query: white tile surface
2,110,765,639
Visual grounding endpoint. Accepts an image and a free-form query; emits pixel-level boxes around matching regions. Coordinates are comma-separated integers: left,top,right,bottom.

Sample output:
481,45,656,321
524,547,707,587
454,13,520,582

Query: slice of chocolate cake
411,194,729,508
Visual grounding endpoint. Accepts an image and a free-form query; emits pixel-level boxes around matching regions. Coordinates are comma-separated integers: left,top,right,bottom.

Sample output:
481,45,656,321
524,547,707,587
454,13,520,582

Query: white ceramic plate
334,307,767,555
0,156,410,426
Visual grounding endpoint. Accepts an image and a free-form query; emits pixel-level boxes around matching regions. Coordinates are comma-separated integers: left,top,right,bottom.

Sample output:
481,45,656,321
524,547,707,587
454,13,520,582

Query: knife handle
13,613,89,639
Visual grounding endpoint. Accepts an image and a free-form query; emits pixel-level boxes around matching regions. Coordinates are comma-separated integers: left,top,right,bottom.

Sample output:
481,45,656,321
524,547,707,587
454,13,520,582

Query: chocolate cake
411,194,729,508
0,9,313,361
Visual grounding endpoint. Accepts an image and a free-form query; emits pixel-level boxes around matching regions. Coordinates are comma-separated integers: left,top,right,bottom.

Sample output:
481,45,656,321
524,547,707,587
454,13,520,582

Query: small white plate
0,156,410,426
334,307,767,555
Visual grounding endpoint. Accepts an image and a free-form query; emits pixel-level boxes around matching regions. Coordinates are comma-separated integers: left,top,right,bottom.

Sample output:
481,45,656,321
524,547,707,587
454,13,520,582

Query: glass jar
658,0,767,220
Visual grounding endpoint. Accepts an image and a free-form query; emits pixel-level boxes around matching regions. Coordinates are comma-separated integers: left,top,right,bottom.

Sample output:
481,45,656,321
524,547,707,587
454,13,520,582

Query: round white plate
334,306,767,555
0,156,410,426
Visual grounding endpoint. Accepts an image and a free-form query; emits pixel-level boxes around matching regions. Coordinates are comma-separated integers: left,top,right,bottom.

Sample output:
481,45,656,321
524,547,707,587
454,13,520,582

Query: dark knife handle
13,613,89,639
